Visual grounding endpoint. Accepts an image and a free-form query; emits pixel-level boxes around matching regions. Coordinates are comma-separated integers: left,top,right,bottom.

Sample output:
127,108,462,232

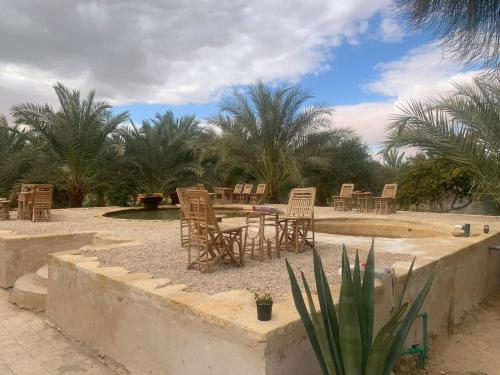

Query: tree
398,155,474,212
304,135,379,205
122,111,204,196
379,148,406,169
395,0,500,72
11,83,128,207
385,78,500,206
0,116,33,198
210,80,343,202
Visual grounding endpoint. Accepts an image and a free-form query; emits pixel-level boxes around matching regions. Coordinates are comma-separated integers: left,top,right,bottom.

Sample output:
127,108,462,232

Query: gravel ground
0,207,413,295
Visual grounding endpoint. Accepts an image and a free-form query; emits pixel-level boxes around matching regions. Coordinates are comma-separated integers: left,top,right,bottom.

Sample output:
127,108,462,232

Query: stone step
35,265,48,287
11,269,47,312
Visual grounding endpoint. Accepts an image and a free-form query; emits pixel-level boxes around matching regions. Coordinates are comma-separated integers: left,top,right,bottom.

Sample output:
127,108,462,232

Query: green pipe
400,312,428,367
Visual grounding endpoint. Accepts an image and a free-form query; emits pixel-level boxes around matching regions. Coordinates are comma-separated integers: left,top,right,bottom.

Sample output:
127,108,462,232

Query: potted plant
255,292,273,321
138,193,164,210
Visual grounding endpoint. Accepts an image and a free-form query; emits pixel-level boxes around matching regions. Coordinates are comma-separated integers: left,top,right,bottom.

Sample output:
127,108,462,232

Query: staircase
11,265,48,311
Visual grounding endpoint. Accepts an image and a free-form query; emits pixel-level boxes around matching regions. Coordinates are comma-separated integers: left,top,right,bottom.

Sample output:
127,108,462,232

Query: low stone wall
46,232,500,375
0,231,96,288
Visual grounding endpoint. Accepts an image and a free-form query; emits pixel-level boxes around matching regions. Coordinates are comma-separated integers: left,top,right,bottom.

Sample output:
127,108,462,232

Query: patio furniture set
213,183,267,205
332,183,398,214
177,186,316,272
17,184,54,222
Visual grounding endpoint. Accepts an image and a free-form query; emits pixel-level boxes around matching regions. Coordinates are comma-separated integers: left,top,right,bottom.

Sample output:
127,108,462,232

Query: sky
0,0,477,149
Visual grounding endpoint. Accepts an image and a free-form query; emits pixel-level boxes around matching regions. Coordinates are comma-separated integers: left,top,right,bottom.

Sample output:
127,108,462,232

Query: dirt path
403,292,500,375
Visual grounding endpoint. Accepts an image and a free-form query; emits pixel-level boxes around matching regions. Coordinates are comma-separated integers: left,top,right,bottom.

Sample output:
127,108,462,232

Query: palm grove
1,81,386,208
0,77,498,212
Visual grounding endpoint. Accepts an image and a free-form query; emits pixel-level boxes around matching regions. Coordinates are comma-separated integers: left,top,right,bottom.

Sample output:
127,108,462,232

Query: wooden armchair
232,184,243,203
332,183,354,211
176,187,192,247
17,184,34,220
279,187,316,253
31,184,53,222
0,198,9,220
249,183,267,205
186,189,247,272
238,184,253,204
374,184,398,214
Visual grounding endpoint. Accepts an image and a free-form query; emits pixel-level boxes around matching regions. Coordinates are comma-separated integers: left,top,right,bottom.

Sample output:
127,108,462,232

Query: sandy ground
394,291,500,375
0,206,414,295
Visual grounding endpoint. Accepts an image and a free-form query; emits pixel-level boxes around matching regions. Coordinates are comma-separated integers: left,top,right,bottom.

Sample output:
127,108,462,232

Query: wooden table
357,192,373,213
213,188,233,204
243,209,283,261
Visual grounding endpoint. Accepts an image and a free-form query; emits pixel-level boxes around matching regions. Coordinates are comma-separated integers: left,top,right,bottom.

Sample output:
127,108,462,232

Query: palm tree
121,111,204,196
385,77,500,205
0,116,33,198
11,83,128,207
209,80,339,202
379,148,406,168
395,0,500,72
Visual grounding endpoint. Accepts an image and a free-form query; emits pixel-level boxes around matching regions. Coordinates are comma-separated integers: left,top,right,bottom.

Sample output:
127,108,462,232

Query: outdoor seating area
178,186,315,271
16,184,54,222
212,183,267,205
331,183,398,214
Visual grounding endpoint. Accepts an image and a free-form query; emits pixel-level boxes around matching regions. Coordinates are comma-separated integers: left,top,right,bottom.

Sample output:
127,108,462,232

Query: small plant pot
141,196,163,210
256,302,273,321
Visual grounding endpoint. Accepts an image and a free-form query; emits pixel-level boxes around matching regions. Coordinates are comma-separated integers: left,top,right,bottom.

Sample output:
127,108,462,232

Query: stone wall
0,232,96,288
46,232,500,374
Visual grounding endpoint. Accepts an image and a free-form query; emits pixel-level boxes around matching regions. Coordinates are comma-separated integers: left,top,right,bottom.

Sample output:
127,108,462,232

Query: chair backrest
233,184,243,194
381,184,398,198
255,184,266,195
339,183,354,197
176,187,192,218
185,189,218,231
285,188,316,218
242,184,253,194
21,183,34,192
32,184,53,221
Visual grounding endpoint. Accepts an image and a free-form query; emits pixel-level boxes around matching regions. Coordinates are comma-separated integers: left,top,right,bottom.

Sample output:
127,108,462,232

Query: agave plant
286,241,437,375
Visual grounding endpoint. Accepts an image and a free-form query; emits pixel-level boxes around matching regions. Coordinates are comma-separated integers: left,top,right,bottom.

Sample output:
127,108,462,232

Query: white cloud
332,44,479,147
0,0,394,115
377,13,405,42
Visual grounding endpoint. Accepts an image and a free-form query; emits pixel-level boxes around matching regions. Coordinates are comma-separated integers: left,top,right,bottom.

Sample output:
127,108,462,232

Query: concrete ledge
0,231,97,287
46,231,500,375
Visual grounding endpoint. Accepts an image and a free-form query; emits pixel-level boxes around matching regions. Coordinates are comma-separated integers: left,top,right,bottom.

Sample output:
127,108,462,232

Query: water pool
104,207,246,220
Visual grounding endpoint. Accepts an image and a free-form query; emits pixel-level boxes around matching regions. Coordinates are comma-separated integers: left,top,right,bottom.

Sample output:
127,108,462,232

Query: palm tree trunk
69,186,85,207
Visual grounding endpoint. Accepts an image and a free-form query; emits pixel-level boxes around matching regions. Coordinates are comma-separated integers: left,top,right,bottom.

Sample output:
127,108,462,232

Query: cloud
0,0,395,115
332,44,478,147
363,44,478,99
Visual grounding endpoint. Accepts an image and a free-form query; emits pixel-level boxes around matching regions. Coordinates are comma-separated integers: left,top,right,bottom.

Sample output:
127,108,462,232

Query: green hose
400,312,428,367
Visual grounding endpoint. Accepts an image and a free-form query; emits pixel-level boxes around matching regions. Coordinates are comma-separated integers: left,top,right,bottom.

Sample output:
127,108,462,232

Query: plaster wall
0,231,96,287
46,232,500,375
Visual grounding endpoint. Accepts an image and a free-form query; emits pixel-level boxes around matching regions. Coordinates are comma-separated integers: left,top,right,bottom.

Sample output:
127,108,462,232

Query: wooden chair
31,184,53,222
374,184,398,214
249,183,267,205
279,187,316,253
186,189,246,272
238,184,253,204
0,198,9,220
17,184,35,220
176,187,192,247
332,183,354,211
232,184,243,203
